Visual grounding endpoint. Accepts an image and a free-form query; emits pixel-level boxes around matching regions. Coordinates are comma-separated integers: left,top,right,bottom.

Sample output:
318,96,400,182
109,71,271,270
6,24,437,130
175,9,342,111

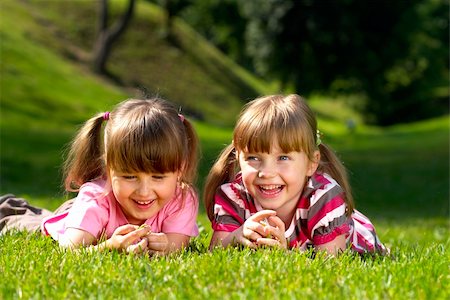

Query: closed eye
245,155,259,161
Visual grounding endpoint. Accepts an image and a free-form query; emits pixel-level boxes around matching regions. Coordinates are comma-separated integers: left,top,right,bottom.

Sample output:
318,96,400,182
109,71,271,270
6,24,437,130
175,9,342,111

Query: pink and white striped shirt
212,172,387,254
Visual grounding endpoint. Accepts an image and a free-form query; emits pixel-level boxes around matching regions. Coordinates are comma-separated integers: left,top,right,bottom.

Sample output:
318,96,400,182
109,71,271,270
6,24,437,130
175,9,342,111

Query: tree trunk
92,0,136,75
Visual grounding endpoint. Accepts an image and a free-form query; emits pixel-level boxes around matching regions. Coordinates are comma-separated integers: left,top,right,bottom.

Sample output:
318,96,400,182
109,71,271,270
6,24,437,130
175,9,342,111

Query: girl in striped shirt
204,94,387,255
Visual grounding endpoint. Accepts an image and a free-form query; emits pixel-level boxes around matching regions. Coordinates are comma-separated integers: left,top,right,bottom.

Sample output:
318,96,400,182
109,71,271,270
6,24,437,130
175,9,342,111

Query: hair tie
316,129,322,146
178,113,185,123
103,112,110,121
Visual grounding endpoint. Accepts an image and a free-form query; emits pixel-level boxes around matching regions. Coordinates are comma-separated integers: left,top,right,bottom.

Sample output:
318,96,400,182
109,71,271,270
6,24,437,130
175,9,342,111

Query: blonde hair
63,98,199,193
204,94,353,220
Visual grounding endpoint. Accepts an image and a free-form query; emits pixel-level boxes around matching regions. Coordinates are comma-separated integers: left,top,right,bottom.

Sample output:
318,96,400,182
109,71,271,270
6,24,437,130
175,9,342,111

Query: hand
230,210,277,248
255,215,288,249
145,232,169,256
104,224,152,254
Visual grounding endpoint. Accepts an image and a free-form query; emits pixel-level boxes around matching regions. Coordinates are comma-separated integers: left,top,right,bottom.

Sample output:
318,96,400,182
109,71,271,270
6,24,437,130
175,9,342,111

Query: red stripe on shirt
308,195,346,234
312,223,350,245
214,194,244,224
355,232,375,253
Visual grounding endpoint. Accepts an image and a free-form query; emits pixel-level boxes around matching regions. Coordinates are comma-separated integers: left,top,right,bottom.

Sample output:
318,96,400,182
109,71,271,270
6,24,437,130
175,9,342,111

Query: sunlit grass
1,229,448,299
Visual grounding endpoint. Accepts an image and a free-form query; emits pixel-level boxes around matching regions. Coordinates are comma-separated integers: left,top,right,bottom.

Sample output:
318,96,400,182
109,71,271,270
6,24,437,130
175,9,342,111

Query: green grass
1,0,449,299
1,115,448,299
1,228,449,299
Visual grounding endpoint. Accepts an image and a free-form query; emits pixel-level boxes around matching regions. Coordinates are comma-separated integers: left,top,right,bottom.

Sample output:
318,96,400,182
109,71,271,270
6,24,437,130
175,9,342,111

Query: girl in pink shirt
1,97,200,255
204,94,387,255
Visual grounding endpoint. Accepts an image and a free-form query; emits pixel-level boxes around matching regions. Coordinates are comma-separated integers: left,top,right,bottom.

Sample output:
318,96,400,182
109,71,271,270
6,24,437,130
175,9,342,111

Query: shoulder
217,173,249,205
310,172,341,191
298,172,345,214
79,179,108,194
305,173,343,202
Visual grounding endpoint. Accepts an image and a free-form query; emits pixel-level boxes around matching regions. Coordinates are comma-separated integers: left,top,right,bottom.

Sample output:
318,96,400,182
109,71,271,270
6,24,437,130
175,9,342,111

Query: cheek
240,171,256,192
111,180,132,196
158,180,179,199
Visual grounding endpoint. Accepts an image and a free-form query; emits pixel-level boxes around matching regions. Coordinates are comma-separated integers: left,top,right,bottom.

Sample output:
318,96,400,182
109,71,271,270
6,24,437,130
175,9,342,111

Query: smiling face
109,169,179,225
238,143,319,222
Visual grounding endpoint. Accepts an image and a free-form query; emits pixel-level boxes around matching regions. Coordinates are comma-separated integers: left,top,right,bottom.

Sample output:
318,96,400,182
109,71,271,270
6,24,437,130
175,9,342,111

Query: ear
307,150,320,176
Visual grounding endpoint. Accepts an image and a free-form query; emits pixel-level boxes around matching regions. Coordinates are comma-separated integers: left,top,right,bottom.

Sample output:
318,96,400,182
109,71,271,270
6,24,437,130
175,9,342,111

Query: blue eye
279,156,289,161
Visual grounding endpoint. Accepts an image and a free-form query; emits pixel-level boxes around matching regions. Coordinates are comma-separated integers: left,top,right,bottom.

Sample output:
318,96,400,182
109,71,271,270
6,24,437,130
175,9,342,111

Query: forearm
315,234,347,256
210,230,241,249
162,233,191,254
56,227,98,250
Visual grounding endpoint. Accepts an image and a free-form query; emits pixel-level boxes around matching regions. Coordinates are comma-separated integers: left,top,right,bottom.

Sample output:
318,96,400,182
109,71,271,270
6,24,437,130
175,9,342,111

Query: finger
244,221,267,238
147,249,165,256
114,224,139,235
267,215,285,231
259,227,287,247
248,210,277,223
239,236,257,249
126,240,147,254
147,241,168,252
146,233,169,252
261,219,287,246
124,227,152,244
256,237,281,248
145,232,167,243
135,226,152,237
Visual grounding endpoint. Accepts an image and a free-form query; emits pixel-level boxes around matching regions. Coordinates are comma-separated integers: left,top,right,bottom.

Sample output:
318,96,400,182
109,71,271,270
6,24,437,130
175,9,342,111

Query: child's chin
257,200,279,210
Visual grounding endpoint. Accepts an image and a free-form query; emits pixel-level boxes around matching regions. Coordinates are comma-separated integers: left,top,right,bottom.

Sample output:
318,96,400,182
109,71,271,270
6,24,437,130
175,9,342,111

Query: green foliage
201,0,448,125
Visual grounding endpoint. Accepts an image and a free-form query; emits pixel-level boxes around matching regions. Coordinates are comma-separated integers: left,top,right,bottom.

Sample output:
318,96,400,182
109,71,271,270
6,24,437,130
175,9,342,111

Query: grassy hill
6,0,271,125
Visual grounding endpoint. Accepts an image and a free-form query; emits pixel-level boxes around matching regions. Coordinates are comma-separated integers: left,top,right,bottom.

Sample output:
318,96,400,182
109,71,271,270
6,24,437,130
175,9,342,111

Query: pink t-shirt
41,180,198,242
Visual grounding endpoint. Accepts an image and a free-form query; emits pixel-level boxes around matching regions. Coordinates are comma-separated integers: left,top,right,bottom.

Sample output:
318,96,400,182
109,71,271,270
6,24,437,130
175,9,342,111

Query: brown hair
63,98,199,194
203,94,353,220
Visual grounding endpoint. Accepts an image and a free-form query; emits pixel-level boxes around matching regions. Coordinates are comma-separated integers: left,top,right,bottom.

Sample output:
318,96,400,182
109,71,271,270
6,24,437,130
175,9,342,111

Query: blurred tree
179,0,448,125
92,0,136,75
237,0,449,125
150,0,192,43
180,0,251,70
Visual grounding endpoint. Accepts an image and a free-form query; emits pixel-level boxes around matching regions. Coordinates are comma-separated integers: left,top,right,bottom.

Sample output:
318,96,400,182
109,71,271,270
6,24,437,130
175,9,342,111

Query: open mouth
133,199,155,208
258,184,284,196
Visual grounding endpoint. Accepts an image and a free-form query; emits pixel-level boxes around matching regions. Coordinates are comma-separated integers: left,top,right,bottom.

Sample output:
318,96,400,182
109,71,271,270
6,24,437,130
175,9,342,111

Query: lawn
1,117,449,299
1,0,449,298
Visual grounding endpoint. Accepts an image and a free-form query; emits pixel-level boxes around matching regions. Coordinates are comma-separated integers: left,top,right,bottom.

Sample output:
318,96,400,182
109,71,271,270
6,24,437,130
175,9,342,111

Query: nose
135,179,153,197
257,160,276,178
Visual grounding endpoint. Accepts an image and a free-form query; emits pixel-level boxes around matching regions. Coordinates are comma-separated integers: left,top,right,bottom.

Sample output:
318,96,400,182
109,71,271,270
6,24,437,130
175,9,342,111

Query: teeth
260,185,281,190
135,199,153,205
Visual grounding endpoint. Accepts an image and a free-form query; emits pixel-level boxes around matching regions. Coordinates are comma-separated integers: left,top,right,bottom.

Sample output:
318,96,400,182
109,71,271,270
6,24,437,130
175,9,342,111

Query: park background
1,0,449,299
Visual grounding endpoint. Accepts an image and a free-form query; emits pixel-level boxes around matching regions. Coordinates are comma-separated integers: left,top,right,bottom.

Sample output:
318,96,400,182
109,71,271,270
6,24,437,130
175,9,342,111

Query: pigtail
317,143,354,216
179,117,200,185
203,144,238,221
63,113,106,192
